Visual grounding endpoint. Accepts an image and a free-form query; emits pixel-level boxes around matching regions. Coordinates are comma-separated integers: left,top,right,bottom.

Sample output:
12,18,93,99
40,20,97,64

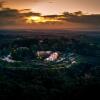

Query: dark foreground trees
0,34,100,99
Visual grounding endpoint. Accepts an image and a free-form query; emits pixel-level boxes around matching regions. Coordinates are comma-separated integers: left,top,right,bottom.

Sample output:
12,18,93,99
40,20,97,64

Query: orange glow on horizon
25,16,62,24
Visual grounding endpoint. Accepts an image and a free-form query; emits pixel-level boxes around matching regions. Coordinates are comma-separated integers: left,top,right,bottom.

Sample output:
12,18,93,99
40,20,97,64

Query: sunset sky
0,0,100,30
5,0,100,15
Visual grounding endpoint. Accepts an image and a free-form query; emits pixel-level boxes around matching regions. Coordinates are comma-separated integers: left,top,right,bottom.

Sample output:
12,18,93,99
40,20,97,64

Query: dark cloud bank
63,11,100,25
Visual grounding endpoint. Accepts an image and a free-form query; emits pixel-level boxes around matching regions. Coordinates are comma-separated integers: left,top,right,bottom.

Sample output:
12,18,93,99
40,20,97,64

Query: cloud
23,12,41,17
0,1,6,8
63,12,100,26
0,8,25,26
0,7,100,29
0,8,21,17
0,7,41,25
